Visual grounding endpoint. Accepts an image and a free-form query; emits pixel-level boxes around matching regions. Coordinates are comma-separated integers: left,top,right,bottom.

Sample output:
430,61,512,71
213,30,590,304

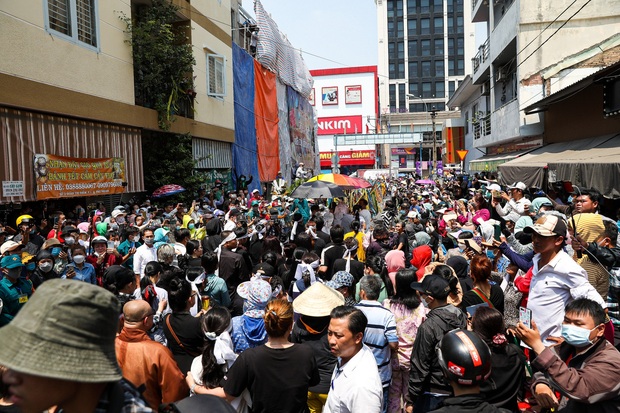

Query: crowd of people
1,171,620,413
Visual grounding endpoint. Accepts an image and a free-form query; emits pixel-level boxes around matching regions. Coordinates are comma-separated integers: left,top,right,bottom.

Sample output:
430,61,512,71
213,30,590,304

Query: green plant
142,132,207,202
119,0,196,130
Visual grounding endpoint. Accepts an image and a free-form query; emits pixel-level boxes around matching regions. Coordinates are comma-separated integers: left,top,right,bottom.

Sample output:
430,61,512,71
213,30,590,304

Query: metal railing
473,112,491,139
472,38,490,73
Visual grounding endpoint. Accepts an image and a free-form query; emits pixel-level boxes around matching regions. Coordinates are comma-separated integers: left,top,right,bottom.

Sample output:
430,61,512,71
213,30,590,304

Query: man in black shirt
319,225,346,281
218,231,250,316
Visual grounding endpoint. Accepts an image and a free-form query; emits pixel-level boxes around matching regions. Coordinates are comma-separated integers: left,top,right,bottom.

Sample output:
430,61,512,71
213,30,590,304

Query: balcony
472,38,490,72
473,112,491,140
472,0,490,23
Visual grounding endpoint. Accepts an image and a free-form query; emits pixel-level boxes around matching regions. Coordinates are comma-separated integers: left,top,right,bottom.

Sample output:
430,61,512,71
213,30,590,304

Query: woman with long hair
472,306,526,412
383,269,426,413
138,261,169,345
344,220,366,262
189,300,319,413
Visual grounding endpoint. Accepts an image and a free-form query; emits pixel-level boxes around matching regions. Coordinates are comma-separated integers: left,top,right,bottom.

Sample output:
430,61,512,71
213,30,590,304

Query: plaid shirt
58,379,154,413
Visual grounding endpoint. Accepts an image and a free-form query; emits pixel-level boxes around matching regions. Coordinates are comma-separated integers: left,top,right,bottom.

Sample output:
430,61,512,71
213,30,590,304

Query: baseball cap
411,275,451,300
326,271,354,290
91,236,108,245
523,214,567,238
251,200,259,207
0,241,25,255
507,182,527,191
1,254,25,269
252,189,260,194
253,262,275,279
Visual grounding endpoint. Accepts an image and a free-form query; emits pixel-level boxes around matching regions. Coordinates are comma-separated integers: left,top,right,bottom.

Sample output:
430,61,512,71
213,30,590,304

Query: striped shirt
356,300,398,388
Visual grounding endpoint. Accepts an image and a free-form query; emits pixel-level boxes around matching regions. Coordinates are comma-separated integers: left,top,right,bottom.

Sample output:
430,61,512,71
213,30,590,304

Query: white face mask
64,237,75,245
421,296,430,308
73,255,85,264
39,262,53,273
426,225,435,233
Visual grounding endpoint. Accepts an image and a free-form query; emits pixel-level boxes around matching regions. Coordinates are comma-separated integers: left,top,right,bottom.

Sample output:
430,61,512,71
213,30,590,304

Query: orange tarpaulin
254,60,280,182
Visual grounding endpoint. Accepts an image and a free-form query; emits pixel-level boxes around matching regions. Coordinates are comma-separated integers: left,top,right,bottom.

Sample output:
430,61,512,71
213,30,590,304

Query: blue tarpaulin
232,43,261,194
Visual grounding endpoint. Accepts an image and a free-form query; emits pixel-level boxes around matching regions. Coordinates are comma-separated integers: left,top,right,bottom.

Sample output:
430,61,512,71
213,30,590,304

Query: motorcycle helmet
437,329,492,385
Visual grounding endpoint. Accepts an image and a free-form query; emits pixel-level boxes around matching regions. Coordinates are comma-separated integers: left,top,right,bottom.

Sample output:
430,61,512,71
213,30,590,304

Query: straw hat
0,279,122,382
293,283,345,317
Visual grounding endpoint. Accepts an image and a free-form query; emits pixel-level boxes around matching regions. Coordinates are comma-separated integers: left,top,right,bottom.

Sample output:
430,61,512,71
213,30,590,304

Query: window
422,61,431,76
387,0,394,17
421,39,431,56
435,81,445,97
433,0,443,11
409,82,419,96
399,83,406,109
398,42,405,59
45,0,98,49
207,53,226,97
389,84,396,107
457,37,464,55
457,58,464,75
435,60,444,76
448,59,455,76
465,111,469,133
448,38,455,54
408,0,417,14
409,61,419,78
389,42,395,56
435,38,444,55
396,0,404,16
398,62,405,78
407,19,417,36
420,18,430,34
390,63,396,79
421,0,430,13
449,80,456,98
388,20,395,36
434,17,443,34
457,16,464,33
422,82,432,97
397,20,404,37
408,40,418,56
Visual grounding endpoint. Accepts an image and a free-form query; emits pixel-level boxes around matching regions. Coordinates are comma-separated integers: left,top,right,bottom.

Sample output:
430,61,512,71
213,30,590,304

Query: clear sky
243,0,379,71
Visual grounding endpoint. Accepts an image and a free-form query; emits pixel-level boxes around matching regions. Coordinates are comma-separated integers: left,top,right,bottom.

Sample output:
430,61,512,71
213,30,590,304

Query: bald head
123,300,154,328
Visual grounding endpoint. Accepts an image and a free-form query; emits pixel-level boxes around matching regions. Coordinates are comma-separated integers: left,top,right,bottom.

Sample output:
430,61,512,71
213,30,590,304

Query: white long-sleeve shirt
528,250,605,345
133,244,157,277
495,197,531,223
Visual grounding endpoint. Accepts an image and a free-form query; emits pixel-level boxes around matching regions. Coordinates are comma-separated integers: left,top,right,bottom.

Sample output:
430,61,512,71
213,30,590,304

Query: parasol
307,173,372,190
152,184,186,198
290,181,346,199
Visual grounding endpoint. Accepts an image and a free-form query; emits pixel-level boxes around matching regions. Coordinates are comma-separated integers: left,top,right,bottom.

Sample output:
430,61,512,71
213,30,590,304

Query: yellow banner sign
34,154,126,200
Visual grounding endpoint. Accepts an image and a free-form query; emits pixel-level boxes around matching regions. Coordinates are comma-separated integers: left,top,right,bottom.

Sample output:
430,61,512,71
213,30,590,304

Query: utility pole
430,107,437,179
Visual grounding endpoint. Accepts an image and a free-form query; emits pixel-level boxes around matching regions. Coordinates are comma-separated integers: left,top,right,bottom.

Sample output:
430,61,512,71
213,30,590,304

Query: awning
469,150,532,172
498,134,620,197
0,107,145,203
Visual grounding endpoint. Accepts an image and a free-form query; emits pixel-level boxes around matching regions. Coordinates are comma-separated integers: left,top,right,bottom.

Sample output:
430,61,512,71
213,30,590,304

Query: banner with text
317,115,363,135
319,150,376,167
34,154,126,200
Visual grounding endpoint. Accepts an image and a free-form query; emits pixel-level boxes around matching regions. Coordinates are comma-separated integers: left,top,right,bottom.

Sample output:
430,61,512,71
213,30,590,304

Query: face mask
486,250,496,260
114,240,120,248
567,195,573,204
183,208,188,214
134,235,141,243
111,223,119,231
51,247,61,257
64,237,75,246
73,255,85,264
26,262,36,271
188,223,195,230
7,268,21,279
116,217,125,224
144,237,155,246
30,229,37,235
39,262,53,273
458,242,466,252
421,296,430,308
561,324,595,347
426,225,435,233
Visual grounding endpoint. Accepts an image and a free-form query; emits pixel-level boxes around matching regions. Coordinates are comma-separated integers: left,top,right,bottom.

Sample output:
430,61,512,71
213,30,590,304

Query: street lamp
430,107,437,179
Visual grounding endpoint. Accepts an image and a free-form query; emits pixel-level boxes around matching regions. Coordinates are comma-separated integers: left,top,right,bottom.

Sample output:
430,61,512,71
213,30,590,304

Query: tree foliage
120,0,196,130
142,132,205,202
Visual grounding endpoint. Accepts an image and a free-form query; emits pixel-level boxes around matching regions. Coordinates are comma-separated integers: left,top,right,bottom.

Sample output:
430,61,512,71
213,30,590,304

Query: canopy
469,149,533,172
290,181,346,199
498,134,620,197
307,173,371,190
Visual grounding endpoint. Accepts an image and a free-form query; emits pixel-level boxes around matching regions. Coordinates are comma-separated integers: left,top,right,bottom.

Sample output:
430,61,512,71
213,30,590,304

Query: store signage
317,115,363,135
391,147,416,155
2,181,24,197
34,154,126,200
319,150,376,166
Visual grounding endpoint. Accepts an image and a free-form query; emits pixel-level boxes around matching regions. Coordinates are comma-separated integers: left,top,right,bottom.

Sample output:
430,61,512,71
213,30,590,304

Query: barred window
207,53,226,98
46,0,98,48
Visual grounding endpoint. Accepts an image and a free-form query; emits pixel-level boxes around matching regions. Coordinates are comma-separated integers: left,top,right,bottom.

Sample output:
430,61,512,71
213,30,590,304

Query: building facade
0,0,238,205
310,66,379,175
448,0,620,173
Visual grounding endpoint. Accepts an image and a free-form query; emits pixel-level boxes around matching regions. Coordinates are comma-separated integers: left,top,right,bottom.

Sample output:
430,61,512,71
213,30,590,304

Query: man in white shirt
493,181,531,224
325,306,382,413
272,170,287,196
133,228,157,278
523,214,605,345
224,209,241,232
295,162,308,181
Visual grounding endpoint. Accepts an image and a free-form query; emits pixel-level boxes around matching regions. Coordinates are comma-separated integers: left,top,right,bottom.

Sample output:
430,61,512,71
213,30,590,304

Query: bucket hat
0,279,122,382
293,282,344,317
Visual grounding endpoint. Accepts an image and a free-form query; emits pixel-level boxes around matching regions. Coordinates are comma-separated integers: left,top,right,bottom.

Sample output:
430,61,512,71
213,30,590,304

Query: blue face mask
561,324,595,347
567,195,573,204
51,247,61,257
188,223,195,230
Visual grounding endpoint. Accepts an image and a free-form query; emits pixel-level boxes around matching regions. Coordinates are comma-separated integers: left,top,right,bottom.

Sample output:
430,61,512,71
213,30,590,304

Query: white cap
508,182,527,191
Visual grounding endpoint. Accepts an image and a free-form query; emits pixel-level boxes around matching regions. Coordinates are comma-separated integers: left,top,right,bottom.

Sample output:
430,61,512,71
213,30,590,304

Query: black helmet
437,329,491,385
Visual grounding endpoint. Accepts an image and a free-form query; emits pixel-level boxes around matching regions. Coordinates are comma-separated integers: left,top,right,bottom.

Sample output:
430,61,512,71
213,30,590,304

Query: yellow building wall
0,0,134,105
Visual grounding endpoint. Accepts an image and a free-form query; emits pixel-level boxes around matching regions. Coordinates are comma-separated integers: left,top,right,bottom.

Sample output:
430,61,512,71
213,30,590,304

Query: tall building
375,0,475,174
447,0,620,173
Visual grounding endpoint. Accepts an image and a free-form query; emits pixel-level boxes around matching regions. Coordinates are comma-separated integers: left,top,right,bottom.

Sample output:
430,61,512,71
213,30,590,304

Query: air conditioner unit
481,83,490,96
496,67,507,82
